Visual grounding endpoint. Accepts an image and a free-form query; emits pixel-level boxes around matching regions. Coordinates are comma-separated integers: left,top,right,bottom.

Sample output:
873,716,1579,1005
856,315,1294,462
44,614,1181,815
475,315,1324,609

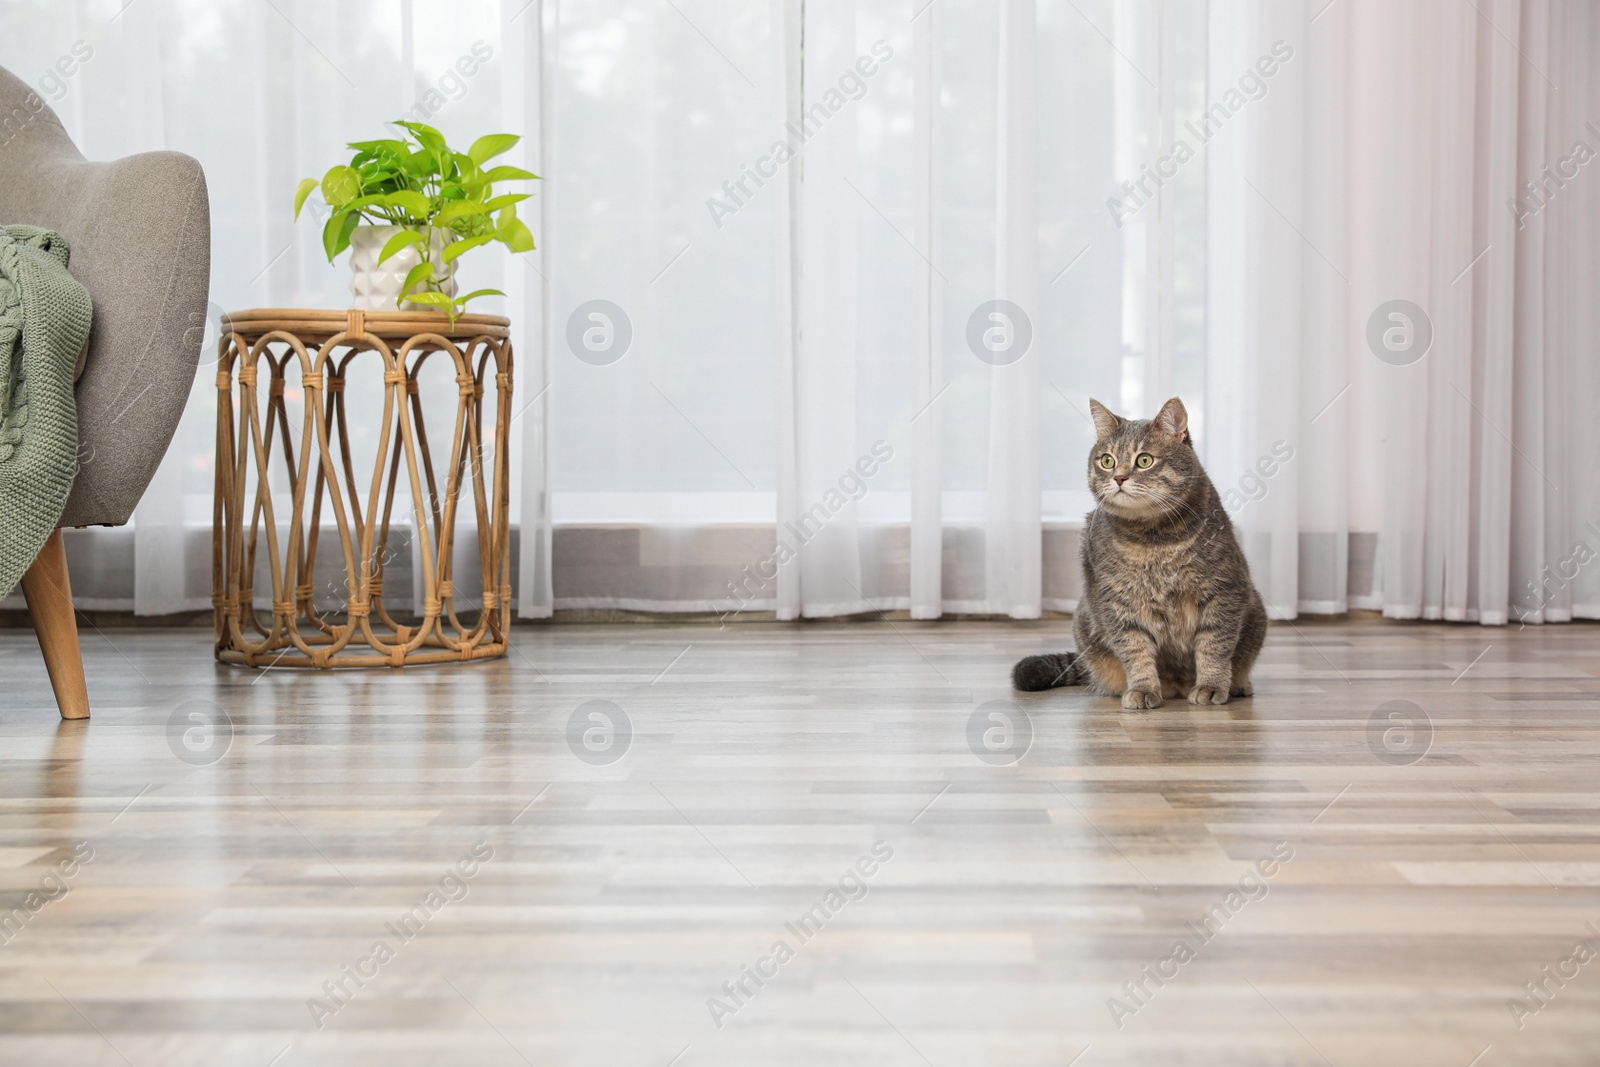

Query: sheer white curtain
1208,0,1600,625
760,0,1200,620
783,0,870,618
1,0,526,616
772,0,1048,620
512,0,1187,620
4,0,1595,628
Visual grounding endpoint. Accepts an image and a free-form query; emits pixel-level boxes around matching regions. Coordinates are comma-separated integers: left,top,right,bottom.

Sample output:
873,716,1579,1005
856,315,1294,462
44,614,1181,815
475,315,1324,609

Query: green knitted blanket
0,226,93,598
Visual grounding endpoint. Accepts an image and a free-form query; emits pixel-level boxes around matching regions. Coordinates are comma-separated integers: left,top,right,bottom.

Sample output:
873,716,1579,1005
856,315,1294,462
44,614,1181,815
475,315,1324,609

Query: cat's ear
1153,396,1189,441
1088,398,1122,441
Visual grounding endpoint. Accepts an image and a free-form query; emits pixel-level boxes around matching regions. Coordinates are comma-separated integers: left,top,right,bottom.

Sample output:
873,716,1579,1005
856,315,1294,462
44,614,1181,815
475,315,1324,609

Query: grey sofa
0,65,210,718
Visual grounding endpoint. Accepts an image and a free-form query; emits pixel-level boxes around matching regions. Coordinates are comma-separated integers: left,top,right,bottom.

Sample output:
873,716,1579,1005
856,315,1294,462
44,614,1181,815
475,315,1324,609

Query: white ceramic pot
348,225,458,311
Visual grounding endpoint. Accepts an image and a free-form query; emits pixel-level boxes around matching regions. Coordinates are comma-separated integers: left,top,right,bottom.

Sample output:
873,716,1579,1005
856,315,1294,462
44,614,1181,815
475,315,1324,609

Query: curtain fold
781,0,868,619
1294,0,1349,615
771,0,802,620
909,0,943,621
124,0,204,616
983,0,1043,620
510,0,554,619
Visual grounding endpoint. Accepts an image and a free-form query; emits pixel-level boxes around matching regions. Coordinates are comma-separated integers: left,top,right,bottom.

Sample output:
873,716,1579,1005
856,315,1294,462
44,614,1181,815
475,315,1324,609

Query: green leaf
347,138,409,155
321,215,341,261
294,178,320,219
482,165,538,184
400,261,435,297
381,190,433,219
378,228,427,266
492,203,518,240
445,217,490,242
436,199,489,223
341,193,391,214
467,133,520,165
456,288,505,304
321,165,362,207
401,290,455,312
353,148,405,172
484,193,531,212
322,211,359,262
401,148,441,180
497,215,535,254
393,120,447,154
442,233,494,264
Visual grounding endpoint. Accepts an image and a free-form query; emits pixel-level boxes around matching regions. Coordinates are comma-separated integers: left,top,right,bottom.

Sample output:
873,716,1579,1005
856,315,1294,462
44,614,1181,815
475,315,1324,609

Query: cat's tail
1011,651,1087,691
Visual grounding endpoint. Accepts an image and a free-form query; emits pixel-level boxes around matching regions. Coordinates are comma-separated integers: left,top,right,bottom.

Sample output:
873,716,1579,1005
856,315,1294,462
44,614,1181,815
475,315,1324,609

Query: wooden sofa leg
20,530,90,720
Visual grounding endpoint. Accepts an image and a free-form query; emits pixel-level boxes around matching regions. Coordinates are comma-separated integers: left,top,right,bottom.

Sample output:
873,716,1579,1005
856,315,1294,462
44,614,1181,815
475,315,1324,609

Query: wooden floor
1,618,1598,1066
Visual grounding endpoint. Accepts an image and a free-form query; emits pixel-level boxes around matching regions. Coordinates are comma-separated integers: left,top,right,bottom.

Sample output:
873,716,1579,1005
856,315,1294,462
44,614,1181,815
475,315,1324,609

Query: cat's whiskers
1153,490,1201,522
1103,480,1174,519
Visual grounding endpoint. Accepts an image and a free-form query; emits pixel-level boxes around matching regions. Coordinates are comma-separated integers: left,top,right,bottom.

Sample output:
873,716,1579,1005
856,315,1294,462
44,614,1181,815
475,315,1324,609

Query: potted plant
295,119,537,321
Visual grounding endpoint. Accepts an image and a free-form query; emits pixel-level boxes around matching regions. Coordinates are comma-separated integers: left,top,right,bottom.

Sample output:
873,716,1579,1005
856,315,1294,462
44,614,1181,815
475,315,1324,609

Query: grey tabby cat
1013,397,1266,708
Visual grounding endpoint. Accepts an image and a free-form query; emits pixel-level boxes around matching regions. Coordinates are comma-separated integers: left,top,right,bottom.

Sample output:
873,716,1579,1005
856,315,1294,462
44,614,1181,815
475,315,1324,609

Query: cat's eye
1098,454,1116,470
1135,453,1154,469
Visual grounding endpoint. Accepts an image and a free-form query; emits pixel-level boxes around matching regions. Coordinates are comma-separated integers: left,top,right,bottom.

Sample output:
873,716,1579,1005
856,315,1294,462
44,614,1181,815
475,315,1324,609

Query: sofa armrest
0,67,211,528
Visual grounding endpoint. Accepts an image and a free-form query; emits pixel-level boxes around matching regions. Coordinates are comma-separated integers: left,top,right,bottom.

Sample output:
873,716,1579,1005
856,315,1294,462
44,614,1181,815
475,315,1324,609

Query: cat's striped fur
1013,397,1267,708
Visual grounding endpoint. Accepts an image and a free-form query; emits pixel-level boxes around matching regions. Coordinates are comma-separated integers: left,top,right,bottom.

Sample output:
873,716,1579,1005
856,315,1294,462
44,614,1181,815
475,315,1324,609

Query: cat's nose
1113,474,1128,486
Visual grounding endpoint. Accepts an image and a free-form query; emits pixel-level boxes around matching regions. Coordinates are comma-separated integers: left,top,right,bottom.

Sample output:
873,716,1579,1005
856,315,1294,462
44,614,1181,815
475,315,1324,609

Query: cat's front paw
1188,684,1230,705
1122,688,1163,710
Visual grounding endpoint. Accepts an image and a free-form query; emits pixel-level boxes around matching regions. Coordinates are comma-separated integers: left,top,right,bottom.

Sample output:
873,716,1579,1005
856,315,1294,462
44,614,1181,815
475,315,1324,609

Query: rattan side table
213,308,513,668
